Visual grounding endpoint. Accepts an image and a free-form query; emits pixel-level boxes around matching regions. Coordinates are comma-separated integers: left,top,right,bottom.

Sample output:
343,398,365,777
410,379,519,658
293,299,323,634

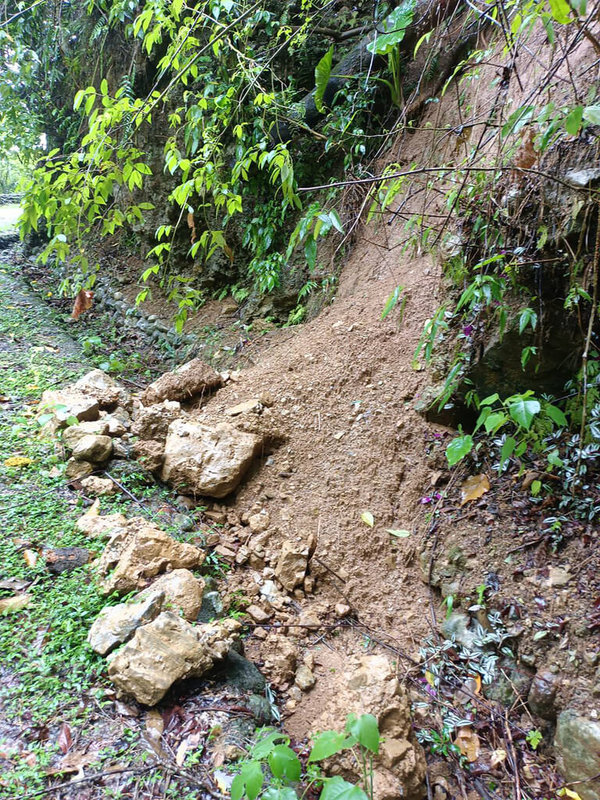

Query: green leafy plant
231,714,380,800
367,1,416,107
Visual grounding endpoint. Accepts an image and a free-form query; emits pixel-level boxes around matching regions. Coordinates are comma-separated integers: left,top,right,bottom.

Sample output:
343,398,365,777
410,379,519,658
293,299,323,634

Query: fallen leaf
387,529,411,538
23,549,38,567
361,511,374,527
57,723,72,755
0,594,32,613
460,473,490,505
490,748,507,767
146,710,164,740
85,498,100,517
187,212,196,244
175,738,189,766
425,670,435,688
454,727,481,763
71,289,94,320
4,456,33,468
558,790,584,800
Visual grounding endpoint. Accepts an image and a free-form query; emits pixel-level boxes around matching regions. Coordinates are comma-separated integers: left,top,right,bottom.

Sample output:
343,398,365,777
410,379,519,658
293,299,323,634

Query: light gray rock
295,664,316,691
88,592,164,655
160,420,262,498
555,711,600,800
275,541,309,592
74,369,131,410
97,519,205,595
62,421,110,449
76,512,129,539
71,434,113,464
106,613,241,705
131,400,182,442
564,168,600,189
135,569,205,621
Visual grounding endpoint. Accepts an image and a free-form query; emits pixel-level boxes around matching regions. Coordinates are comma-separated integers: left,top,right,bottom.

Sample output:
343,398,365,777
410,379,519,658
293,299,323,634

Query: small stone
132,439,164,472
197,591,224,623
81,476,117,496
221,650,266,693
528,670,560,720
547,567,572,587
65,458,94,480
246,604,272,624
62,421,110,449
248,511,270,534
71,434,113,464
275,541,309,592
304,576,315,593
76,512,128,539
88,592,165,655
225,399,261,416
555,710,600,800
247,694,272,723
131,400,181,442
295,664,316,691
39,388,99,429
335,603,351,618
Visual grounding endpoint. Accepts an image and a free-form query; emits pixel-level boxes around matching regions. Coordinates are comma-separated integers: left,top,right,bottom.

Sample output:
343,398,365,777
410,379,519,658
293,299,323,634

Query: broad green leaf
321,777,369,800
499,436,516,472
531,479,542,496
252,730,288,759
544,403,567,427
565,105,584,136
367,1,416,56
314,46,334,113
231,761,263,800
583,105,600,126
446,435,474,467
547,448,564,467
345,713,380,754
361,511,374,527
483,412,508,434
479,393,500,407
547,0,572,23
268,746,301,782
309,730,354,762
507,398,540,430
387,529,411,538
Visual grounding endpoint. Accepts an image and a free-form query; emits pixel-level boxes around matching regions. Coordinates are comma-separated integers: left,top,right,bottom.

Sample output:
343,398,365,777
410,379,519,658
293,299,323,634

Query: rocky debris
71,434,113,464
335,603,351,618
420,545,469,597
311,655,426,800
80,476,118,496
101,412,128,437
88,592,164,655
225,399,262,416
132,439,165,472
140,359,223,406
198,590,225,623
43,547,91,575
62,420,110,449
97,519,205,595
275,540,309,592
135,569,205,621
555,711,600,800
295,664,316,691
106,613,241,705
160,420,263,498
220,650,267,693
248,510,270,533
74,369,131,410
76,512,128,539
245,604,272,624
527,670,560,720
65,458,94,480
131,400,182,442
261,633,297,686
39,388,99,431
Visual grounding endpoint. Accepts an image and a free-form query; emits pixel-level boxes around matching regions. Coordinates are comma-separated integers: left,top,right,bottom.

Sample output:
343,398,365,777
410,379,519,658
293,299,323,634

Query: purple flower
462,324,474,337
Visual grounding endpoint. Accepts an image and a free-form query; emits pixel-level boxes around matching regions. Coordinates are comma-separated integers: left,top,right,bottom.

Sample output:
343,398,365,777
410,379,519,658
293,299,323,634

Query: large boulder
132,439,165,472
555,711,600,800
134,569,205,621
88,592,164,655
76,512,128,539
106,613,241,705
140,359,223,406
74,369,131,410
131,400,182,442
160,420,262,498
97,519,205,595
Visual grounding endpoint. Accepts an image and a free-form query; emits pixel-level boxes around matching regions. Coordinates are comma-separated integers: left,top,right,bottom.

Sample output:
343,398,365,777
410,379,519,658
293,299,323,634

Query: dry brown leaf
490,748,507,767
175,739,189,766
187,212,196,244
71,289,94,320
460,473,490,505
85,498,100,517
0,594,32,613
454,727,481,763
57,723,73,755
145,710,164,740
512,129,537,177
23,549,38,567
224,244,234,264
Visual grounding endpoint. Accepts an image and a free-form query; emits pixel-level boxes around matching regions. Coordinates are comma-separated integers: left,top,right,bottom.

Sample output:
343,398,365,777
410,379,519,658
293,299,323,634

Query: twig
13,764,158,800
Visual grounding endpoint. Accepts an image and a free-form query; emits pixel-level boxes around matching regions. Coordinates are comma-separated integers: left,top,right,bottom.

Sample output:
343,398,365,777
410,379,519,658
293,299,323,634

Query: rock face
135,569,205,621
131,400,182,441
160,420,262,498
97,520,205,594
106,613,241,705
275,541,309,592
88,592,164,655
555,711,600,800
312,655,426,800
71,434,113,464
140,359,223,406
